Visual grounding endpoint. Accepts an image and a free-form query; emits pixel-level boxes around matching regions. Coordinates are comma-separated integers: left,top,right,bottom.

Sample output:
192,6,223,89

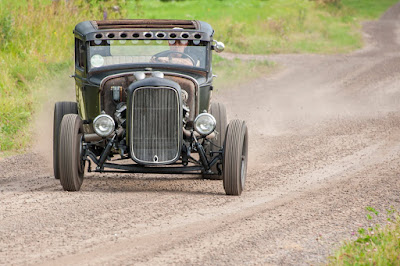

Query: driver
151,39,194,66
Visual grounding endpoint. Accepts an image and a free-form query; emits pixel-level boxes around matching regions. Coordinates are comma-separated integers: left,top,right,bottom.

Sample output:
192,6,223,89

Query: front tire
53,101,78,179
223,119,248,196
59,114,84,191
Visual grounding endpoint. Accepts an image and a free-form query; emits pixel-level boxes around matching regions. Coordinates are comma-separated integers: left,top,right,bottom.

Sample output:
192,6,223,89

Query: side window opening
75,39,85,69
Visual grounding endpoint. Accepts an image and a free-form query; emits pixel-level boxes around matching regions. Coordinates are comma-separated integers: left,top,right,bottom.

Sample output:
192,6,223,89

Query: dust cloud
32,70,75,173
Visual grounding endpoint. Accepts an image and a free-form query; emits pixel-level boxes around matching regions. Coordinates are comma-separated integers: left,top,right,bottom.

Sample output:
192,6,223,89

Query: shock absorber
192,132,210,171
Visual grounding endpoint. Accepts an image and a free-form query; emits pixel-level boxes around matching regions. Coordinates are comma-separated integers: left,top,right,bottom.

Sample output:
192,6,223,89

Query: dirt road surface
1,4,400,265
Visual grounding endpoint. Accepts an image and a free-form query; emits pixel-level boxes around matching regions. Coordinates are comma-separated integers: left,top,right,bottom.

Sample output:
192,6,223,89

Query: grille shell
129,86,182,164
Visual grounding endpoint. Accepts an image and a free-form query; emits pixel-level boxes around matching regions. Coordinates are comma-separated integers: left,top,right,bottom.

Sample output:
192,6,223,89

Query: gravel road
1,3,400,265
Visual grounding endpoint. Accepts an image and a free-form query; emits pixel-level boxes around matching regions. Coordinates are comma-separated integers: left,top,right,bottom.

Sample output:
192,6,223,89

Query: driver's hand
173,58,193,66
154,57,169,63
151,56,193,66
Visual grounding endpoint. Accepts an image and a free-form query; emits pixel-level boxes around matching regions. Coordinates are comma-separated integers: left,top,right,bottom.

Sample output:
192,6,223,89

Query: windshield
89,39,208,70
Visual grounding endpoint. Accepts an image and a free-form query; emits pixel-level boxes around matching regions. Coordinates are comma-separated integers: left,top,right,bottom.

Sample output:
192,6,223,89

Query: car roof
74,19,214,42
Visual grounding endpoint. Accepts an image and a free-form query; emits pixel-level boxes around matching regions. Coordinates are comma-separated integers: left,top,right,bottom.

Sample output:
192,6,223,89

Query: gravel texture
1,3,400,265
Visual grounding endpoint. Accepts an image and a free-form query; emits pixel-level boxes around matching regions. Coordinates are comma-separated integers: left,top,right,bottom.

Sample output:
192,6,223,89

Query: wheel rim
240,155,246,188
239,124,248,189
77,133,85,174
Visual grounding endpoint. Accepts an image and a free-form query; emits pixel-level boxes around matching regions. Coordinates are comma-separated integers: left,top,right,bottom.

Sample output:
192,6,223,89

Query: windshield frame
87,39,210,71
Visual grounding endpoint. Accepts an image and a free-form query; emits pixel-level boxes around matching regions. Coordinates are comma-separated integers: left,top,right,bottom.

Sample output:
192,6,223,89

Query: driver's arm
151,56,193,66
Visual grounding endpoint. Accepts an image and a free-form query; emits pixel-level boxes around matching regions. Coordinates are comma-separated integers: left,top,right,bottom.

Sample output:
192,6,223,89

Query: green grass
212,55,275,92
0,0,122,153
341,0,398,18
328,207,400,265
126,0,399,54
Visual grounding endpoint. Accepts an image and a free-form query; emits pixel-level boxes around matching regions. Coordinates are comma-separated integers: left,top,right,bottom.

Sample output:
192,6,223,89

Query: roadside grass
328,207,400,265
212,55,275,92
341,0,398,18
0,0,122,153
126,0,398,54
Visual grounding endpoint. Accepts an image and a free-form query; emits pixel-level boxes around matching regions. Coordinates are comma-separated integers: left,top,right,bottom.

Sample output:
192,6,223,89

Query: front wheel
223,119,248,196
59,114,85,191
53,101,78,179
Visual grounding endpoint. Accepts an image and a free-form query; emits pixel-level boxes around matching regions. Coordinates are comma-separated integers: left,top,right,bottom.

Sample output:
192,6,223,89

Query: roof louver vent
92,20,199,30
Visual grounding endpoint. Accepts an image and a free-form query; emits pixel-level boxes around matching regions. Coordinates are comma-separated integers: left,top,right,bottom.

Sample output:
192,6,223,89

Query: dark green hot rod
53,19,248,195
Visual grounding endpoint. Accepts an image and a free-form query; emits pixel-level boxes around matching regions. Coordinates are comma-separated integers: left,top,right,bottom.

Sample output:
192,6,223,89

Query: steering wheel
151,50,196,66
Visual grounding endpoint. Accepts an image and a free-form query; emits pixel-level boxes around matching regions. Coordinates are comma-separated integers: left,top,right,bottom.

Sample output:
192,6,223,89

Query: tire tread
59,114,84,191
53,102,78,179
223,119,248,195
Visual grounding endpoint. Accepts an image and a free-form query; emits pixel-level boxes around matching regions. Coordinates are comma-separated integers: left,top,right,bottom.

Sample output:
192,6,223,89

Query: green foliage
341,0,397,18
0,0,124,152
328,208,400,265
75,0,127,18
126,0,398,54
366,206,379,220
313,0,342,8
212,55,274,92
0,13,13,48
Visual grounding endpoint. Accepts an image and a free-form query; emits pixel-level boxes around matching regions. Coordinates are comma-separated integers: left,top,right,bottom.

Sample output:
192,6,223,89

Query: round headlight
93,114,115,137
90,54,104,68
194,113,216,136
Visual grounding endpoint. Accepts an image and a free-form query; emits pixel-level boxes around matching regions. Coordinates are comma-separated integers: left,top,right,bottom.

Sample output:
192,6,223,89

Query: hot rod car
53,19,248,195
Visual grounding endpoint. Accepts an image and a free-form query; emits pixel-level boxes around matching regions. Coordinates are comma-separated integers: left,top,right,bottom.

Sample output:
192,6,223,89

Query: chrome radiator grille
130,87,180,164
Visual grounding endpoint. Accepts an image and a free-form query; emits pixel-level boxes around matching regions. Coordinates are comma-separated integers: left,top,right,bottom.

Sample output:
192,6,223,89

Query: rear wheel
203,102,227,180
53,101,78,179
59,114,85,191
223,119,248,196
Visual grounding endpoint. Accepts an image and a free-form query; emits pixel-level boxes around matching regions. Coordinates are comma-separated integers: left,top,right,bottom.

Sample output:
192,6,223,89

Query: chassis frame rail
97,163,206,174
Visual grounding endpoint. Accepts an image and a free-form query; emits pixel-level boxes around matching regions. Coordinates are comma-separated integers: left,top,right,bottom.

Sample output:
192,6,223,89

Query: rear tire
223,119,248,196
59,114,84,191
203,102,227,180
53,101,78,179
